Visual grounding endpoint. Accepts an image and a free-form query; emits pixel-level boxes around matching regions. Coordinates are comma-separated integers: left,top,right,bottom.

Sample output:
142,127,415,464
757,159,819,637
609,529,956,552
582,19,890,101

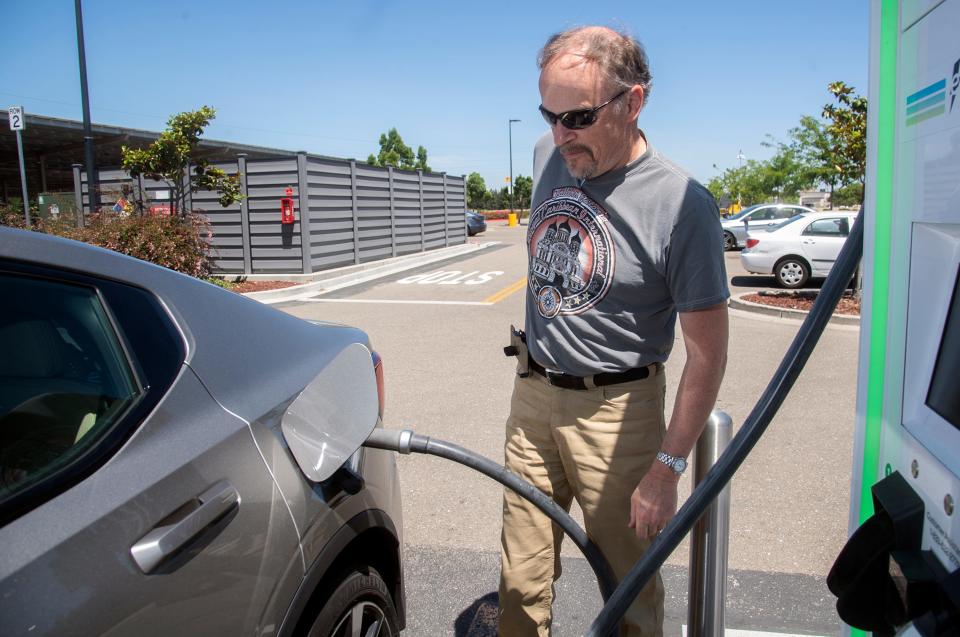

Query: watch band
656,451,687,474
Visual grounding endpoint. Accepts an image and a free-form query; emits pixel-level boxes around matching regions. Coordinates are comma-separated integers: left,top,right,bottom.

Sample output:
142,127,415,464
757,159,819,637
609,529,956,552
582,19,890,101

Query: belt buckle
545,369,587,390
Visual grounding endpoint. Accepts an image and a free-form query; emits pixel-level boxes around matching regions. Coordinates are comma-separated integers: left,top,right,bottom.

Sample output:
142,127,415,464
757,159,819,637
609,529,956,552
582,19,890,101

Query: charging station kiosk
832,0,960,632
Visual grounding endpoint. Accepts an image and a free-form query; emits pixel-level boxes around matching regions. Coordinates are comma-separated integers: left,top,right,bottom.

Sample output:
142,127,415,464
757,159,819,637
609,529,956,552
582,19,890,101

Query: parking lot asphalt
276,222,859,636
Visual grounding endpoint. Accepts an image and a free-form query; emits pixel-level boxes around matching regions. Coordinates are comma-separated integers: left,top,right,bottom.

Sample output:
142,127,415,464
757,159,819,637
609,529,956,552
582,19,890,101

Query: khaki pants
498,366,666,637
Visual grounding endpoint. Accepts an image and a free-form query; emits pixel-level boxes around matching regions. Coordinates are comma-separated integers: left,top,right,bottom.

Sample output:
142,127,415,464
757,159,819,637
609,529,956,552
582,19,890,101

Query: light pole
75,0,98,219
736,149,745,207
509,119,520,217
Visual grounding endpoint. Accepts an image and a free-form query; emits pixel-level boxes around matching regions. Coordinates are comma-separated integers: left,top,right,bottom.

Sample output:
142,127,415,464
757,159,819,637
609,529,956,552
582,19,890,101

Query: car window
0,274,142,508
752,207,785,221
774,208,797,220
803,218,848,236
728,205,760,221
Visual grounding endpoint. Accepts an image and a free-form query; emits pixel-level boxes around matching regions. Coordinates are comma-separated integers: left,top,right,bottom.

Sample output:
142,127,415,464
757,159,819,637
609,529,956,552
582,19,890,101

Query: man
499,26,729,636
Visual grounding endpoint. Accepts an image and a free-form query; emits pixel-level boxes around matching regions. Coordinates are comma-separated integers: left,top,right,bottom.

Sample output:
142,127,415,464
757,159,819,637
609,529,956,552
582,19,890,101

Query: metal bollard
687,410,733,637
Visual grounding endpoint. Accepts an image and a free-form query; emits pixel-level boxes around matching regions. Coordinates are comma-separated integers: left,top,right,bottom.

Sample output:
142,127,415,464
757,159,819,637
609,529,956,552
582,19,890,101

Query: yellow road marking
484,277,527,304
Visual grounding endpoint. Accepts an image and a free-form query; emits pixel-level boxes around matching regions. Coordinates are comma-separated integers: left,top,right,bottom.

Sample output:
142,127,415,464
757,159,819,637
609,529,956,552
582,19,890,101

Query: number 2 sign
8,106,24,131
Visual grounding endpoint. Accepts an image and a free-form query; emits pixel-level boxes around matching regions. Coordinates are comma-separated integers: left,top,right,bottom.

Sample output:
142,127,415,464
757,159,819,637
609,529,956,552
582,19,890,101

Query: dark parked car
0,227,404,637
466,210,487,236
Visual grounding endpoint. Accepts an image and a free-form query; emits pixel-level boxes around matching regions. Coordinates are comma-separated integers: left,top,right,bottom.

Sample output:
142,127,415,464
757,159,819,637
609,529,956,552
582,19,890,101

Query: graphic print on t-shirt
527,187,615,319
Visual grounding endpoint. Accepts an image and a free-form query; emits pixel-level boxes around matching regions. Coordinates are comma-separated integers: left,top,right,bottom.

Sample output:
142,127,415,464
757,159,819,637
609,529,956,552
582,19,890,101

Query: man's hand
628,465,679,539
627,303,728,540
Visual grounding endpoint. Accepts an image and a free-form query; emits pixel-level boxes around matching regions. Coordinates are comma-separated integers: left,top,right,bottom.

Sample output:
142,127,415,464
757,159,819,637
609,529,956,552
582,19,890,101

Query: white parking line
300,298,494,306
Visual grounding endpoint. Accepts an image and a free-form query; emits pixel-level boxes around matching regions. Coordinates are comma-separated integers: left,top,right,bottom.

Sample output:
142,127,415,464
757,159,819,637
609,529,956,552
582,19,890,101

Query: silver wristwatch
656,451,688,475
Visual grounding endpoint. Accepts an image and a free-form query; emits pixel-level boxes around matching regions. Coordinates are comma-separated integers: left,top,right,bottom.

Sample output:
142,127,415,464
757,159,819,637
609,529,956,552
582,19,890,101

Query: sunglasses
538,89,628,130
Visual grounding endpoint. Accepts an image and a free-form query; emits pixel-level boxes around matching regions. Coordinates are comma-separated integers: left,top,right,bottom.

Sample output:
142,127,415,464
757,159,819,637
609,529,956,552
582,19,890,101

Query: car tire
304,566,399,637
775,257,810,289
723,231,737,251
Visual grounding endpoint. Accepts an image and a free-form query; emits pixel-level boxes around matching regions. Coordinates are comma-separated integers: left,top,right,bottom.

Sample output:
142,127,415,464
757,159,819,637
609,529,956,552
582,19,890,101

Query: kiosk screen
927,264,960,430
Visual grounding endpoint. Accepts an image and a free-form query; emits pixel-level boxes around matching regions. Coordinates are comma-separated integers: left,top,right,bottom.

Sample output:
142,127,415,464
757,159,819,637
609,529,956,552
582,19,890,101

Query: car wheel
775,258,810,289
723,231,737,251
305,566,399,637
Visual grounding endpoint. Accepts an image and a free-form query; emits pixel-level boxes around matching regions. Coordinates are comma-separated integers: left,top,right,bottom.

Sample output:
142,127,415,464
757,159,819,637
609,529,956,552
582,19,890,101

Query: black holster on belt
503,325,529,377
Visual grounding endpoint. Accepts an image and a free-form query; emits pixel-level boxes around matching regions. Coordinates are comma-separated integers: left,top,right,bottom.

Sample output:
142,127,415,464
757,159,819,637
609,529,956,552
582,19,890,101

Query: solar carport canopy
0,111,296,196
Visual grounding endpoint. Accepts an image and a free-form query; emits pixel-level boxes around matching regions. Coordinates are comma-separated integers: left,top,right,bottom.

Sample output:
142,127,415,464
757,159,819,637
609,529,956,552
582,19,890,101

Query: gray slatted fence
76,152,467,275
193,160,243,273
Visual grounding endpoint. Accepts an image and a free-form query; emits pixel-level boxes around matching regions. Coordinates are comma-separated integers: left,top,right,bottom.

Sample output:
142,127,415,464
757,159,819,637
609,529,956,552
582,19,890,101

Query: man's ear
627,85,645,120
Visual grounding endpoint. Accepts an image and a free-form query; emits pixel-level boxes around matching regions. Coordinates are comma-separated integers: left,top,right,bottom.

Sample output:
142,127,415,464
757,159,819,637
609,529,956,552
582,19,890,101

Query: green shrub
2,203,215,278
203,276,236,290
66,213,214,278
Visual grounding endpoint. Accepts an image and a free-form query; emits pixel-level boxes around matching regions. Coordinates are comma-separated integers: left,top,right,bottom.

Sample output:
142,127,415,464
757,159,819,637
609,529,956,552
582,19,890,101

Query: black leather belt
528,358,657,390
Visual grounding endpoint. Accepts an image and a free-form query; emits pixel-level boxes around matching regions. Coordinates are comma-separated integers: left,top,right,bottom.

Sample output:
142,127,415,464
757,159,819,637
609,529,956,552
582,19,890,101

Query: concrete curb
729,291,860,326
242,241,499,305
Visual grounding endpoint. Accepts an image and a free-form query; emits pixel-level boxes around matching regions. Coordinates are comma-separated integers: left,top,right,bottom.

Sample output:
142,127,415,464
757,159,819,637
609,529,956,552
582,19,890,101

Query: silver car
739,211,858,288
0,228,404,636
721,204,816,250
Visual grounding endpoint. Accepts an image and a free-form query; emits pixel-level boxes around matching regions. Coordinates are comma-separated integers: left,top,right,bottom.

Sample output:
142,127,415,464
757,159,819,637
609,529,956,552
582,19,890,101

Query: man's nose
551,121,575,147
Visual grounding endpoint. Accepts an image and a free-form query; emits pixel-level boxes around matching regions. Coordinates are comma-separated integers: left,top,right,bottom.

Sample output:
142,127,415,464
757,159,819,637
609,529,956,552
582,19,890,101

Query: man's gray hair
538,26,653,104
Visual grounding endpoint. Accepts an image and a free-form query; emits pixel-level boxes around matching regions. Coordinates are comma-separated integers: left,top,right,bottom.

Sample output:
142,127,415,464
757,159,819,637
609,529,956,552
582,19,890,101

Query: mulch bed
742,291,861,316
231,280,299,293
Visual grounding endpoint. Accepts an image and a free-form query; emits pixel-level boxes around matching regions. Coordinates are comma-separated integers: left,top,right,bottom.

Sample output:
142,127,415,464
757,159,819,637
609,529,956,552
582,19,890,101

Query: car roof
0,227,367,422
748,203,814,208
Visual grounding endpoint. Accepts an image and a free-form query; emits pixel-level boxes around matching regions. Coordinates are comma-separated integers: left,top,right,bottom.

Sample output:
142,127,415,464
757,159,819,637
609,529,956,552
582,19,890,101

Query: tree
121,106,242,216
367,128,415,169
513,175,533,210
822,81,867,199
706,80,866,214
708,136,821,207
466,172,487,209
832,182,864,208
707,160,773,206
482,186,509,210
415,145,430,172
787,116,840,207
758,137,813,202
823,81,867,298
705,173,725,202
366,128,432,172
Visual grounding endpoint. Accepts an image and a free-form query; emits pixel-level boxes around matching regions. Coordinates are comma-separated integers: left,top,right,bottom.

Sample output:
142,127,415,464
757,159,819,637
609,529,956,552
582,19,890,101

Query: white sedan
739,211,858,288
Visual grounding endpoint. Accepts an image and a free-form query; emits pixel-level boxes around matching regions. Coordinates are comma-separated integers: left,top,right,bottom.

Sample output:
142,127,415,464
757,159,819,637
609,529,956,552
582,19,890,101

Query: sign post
8,106,30,226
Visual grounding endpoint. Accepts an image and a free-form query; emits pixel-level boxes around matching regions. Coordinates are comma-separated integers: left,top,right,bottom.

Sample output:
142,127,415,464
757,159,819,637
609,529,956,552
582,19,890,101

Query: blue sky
2,1,869,190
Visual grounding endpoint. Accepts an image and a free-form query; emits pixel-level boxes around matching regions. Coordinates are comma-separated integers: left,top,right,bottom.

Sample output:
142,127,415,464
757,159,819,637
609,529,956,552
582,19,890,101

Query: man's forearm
659,350,726,460
658,305,729,464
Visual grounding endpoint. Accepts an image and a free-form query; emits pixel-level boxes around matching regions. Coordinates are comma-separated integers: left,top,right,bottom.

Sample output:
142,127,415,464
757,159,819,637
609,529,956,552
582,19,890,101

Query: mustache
559,143,593,158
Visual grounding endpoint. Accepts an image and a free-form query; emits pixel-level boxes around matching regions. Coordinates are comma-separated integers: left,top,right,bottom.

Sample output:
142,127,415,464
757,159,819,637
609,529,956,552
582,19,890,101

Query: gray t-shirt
525,132,729,376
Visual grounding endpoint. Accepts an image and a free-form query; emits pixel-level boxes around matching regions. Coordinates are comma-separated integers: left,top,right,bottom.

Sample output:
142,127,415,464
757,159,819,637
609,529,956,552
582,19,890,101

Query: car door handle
130,480,240,574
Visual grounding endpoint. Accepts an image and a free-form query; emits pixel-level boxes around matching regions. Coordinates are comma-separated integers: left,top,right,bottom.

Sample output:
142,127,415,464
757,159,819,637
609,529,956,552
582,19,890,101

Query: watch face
657,451,687,473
